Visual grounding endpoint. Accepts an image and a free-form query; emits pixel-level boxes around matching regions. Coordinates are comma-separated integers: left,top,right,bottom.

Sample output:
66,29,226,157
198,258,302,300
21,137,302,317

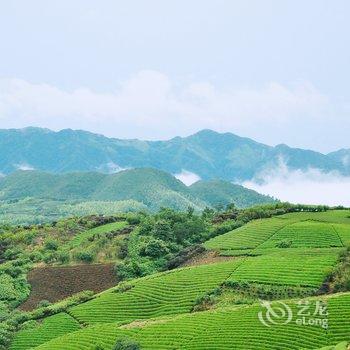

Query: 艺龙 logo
258,300,293,327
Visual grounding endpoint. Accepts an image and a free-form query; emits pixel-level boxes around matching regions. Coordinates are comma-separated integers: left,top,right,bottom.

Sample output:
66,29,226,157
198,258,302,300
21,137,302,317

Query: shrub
44,239,59,251
75,251,94,263
37,300,52,308
192,293,216,312
126,214,141,225
28,251,43,262
94,345,105,350
57,251,70,264
0,323,13,349
117,239,129,259
275,239,293,248
113,338,141,350
113,282,134,293
3,248,21,260
18,320,38,330
166,245,205,269
43,252,58,264
4,266,23,278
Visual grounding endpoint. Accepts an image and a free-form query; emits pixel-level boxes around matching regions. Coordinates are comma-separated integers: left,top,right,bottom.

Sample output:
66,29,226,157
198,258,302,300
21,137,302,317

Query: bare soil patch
181,250,235,267
20,263,118,311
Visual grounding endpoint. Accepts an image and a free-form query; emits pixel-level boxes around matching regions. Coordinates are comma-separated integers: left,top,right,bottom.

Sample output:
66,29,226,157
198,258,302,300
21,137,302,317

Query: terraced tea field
204,217,297,250
70,259,243,325
26,293,350,350
227,248,340,287
9,210,350,349
68,220,128,247
258,221,343,249
207,211,350,256
10,313,81,350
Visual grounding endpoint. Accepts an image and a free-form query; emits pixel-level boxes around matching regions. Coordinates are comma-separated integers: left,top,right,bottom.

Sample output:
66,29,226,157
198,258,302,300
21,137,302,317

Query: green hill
0,169,275,224
189,179,275,208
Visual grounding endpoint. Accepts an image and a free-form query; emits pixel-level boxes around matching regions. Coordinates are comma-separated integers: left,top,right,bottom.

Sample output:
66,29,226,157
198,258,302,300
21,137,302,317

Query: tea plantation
8,209,350,349
19,294,350,350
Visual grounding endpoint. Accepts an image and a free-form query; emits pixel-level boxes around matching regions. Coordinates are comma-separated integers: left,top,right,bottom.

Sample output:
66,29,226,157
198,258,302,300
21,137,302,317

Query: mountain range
1,127,349,181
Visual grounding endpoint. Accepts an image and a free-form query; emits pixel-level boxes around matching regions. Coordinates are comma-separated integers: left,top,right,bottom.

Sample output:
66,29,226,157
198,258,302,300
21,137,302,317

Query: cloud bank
0,70,342,151
243,161,350,207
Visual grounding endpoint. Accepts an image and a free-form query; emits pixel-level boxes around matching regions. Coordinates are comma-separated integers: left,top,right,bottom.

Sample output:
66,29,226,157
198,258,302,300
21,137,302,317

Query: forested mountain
189,179,276,208
0,168,275,213
0,127,347,181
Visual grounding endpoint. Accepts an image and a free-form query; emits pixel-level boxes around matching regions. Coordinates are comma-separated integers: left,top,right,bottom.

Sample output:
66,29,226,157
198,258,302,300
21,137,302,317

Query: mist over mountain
0,127,348,181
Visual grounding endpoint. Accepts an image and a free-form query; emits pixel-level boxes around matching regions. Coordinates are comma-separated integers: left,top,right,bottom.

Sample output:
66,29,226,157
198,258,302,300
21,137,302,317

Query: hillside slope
8,209,350,350
189,179,275,208
0,168,275,215
0,127,346,180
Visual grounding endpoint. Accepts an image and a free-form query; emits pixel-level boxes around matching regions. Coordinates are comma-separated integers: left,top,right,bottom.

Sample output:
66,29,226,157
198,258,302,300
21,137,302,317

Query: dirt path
20,263,118,311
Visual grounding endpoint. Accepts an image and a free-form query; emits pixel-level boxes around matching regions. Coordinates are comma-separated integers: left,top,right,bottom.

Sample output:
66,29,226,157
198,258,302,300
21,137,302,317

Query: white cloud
0,71,337,150
97,162,129,174
14,163,35,171
342,155,350,167
242,159,350,206
175,170,201,186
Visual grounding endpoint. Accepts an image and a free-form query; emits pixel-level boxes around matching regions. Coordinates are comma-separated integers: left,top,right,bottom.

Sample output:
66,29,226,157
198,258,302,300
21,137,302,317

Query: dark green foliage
192,293,216,312
113,338,141,350
275,239,293,248
116,208,212,280
37,300,52,308
327,246,350,292
57,250,69,264
224,281,318,300
139,238,170,258
75,251,94,263
166,245,206,269
44,239,58,251
94,345,105,350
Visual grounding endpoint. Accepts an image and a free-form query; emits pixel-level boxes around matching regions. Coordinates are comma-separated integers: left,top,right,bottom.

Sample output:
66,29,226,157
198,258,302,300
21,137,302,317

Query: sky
0,0,349,154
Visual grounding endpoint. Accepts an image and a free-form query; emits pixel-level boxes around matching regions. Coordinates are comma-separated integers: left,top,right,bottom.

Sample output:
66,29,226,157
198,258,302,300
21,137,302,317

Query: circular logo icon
258,300,293,327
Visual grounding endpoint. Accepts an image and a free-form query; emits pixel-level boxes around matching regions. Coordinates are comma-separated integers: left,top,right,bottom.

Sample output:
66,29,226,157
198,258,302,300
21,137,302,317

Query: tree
140,238,169,258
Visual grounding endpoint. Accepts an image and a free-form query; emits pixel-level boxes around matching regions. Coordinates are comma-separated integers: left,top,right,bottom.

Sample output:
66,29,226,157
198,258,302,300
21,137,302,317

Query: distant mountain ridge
0,168,275,211
0,127,348,181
